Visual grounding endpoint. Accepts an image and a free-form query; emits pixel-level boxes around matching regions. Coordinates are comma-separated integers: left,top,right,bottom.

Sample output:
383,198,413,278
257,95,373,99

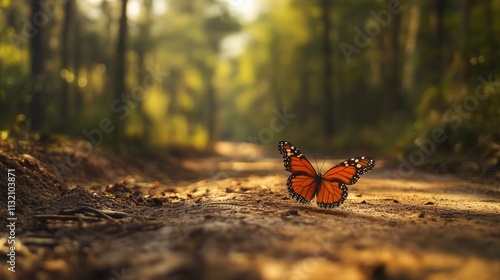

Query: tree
132,0,154,141
458,0,474,81
402,0,420,95
30,0,44,131
380,0,402,115
113,0,128,142
428,0,446,85
60,0,74,132
321,0,335,138
200,1,240,145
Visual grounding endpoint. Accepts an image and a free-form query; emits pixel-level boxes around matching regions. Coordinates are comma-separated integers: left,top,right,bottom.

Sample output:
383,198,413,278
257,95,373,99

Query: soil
0,139,499,280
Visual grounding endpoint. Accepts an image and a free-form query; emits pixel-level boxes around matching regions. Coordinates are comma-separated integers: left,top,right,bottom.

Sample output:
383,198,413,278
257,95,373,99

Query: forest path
86,153,500,280
1,143,499,280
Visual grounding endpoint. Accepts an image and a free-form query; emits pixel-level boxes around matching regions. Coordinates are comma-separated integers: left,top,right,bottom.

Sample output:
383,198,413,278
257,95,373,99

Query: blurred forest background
0,0,499,165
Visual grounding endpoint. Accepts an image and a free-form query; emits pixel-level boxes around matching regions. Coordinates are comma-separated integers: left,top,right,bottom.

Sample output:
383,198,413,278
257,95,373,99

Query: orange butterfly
278,141,375,208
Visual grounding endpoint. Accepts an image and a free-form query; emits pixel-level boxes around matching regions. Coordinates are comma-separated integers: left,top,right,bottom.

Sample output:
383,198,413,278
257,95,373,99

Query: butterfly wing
278,141,316,175
278,141,318,204
316,181,348,208
287,174,318,203
316,157,375,208
322,157,376,185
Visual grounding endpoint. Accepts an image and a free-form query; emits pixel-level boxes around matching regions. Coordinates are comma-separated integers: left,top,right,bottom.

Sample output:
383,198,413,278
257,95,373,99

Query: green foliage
0,0,498,163
0,30,29,129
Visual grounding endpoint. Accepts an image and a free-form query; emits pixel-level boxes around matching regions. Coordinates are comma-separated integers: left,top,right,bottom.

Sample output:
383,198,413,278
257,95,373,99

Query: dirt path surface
0,141,499,280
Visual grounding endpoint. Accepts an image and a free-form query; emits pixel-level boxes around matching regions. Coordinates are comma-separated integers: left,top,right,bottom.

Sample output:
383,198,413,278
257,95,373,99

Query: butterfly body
278,141,375,208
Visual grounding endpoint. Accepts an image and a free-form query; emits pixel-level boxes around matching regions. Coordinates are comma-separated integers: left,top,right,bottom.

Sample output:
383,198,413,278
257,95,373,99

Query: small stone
282,209,299,217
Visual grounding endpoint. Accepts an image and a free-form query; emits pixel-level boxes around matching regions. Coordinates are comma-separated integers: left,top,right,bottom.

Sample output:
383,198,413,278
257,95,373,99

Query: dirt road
0,144,499,280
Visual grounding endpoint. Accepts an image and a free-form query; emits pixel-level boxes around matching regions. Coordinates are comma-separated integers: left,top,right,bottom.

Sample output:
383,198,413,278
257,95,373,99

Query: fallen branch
59,206,128,218
32,214,101,222
59,206,128,223
22,237,60,246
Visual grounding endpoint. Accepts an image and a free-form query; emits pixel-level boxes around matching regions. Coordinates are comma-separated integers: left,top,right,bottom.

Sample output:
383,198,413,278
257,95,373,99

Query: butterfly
278,141,375,208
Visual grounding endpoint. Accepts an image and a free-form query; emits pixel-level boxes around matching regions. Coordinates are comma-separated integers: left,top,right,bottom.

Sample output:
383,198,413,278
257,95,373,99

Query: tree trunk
428,0,446,85
402,0,420,95
381,0,402,114
298,45,310,126
485,0,495,48
30,0,44,131
270,33,283,110
114,0,128,142
135,0,154,142
206,72,216,145
459,0,474,81
166,69,180,142
60,0,74,132
321,0,334,137
73,13,83,121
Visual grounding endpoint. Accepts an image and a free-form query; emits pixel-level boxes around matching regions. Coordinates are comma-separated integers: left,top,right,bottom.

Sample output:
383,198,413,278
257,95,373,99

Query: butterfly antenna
314,154,320,172
319,157,327,174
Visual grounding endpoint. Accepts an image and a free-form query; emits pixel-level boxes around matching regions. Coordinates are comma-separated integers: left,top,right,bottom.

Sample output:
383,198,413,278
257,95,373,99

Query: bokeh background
0,0,499,163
